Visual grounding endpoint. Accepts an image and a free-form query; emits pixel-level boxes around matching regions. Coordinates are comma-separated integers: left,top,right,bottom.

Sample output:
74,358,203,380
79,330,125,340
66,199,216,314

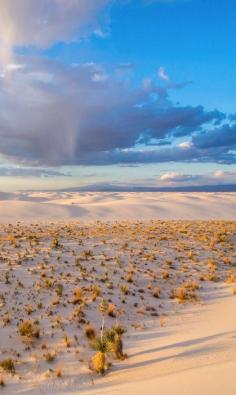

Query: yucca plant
92,284,101,301
99,299,108,340
105,325,127,360
112,324,127,360
90,336,110,374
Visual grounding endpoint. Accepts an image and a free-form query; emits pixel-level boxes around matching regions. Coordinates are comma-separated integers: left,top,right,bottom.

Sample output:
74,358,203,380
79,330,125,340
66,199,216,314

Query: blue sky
0,0,235,191
19,0,236,112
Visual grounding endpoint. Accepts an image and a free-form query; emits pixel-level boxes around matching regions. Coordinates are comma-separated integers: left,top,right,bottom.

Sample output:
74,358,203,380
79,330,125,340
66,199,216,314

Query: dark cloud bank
0,59,235,168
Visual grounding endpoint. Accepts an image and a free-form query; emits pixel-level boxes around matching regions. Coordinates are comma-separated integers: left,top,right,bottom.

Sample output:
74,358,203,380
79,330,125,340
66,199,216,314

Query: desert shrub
0,376,4,386
90,337,110,374
174,287,187,302
105,325,127,360
92,285,101,301
44,352,55,363
55,283,63,297
108,303,116,317
120,284,129,295
162,271,169,279
55,366,62,377
18,320,40,339
73,288,83,304
0,358,15,374
85,324,96,340
152,287,161,298
126,273,133,283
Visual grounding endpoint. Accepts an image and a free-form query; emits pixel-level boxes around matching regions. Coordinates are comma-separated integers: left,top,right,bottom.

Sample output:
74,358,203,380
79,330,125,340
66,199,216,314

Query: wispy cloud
0,0,111,69
0,0,110,48
159,170,236,185
178,141,193,149
0,166,71,178
158,66,170,81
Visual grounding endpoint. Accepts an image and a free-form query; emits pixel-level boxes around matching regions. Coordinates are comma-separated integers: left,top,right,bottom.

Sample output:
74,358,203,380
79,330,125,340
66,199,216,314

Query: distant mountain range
57,183,236,193
1,184,236,197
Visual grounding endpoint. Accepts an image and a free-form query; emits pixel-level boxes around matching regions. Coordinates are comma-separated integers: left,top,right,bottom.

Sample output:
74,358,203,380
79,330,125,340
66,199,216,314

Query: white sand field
82,285,236,395
0,220,235,394
0,191,235,221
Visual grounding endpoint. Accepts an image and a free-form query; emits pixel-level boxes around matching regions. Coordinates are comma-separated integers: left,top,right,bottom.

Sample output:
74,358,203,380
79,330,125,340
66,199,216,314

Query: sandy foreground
0,191,235,221
83,286,236,395
0,219,235,394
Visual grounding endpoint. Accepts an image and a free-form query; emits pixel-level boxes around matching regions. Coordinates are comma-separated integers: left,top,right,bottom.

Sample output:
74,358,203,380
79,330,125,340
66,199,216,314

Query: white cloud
160,170,236,185
158,66,170,81
5,64,25,71
213,170,225,178
160,172,181,180
178,141,193,149
0,0,110,49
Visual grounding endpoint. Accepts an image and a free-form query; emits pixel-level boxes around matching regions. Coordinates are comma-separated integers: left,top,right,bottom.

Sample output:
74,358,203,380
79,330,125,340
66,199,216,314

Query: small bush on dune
152,287,161,298
85,324,96,340
0,376,4,386
44,352,55,363
18,320,40,340
92,285,101,301
108,303,116,317
73,288,84,304
55,283,63,297
172,287,187,303
90,337,110,374
105,325,127,360
0,358,15,374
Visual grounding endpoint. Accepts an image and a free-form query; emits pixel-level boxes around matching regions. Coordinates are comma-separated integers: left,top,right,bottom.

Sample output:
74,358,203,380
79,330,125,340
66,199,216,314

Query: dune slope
82,286,236,395
0,192,235,221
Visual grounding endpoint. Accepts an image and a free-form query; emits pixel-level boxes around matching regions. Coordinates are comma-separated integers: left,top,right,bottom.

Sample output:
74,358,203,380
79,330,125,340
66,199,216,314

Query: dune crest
0,192,235,222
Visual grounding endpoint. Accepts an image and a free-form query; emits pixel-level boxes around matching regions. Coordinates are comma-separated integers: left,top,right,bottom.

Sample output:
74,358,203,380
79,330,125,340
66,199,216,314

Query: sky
0,0,235,191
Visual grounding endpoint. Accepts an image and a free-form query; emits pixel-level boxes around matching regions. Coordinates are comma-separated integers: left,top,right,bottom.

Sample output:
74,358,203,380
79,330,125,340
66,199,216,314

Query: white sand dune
0,192,235,221
13,284,235,395
82,285,236,395
0,218,235,395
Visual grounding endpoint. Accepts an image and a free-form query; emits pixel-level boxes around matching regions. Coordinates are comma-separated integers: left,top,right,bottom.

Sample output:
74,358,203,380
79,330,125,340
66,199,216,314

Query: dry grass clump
64,335,72,348
162,271,169,279
108,303,116,317
92,285,101,301
85,324,96,340
2,314,11,326
55,365,63,378
210,238,216,250
206,273,218,282
18,320,40,340
0,375,5,387
160,315,166,327
182,280,199,291
55,283,63,297
173,287,187,303
152,287,161,298
126,273,133,283
120,284,129,295
73,288,84,304
0,359,15,374
44,352,55,363
225,273,235,284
